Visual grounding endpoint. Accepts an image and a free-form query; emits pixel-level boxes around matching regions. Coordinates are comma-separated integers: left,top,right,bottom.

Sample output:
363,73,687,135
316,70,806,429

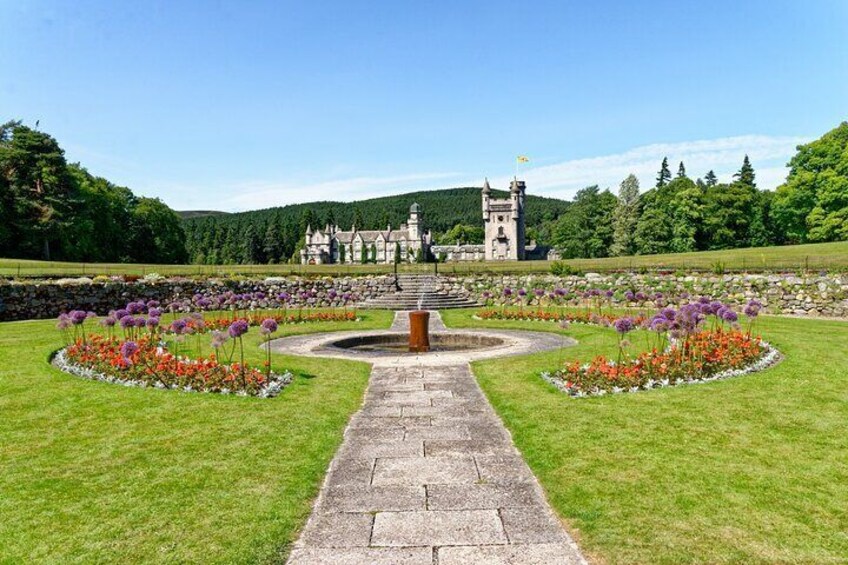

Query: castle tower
407,202,423,241
482,178,526,261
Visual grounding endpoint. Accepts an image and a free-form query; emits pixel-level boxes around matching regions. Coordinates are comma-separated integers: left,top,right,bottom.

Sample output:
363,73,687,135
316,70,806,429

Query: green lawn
2,240,848,277
0,310,393,563
441,309,848,564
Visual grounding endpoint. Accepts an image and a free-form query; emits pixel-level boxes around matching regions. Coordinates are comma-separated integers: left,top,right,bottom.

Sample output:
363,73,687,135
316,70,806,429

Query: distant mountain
181,186,571,264
178,210,229,219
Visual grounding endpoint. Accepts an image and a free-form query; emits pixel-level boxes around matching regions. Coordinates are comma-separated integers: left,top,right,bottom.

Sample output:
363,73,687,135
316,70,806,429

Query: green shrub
550,261,581,276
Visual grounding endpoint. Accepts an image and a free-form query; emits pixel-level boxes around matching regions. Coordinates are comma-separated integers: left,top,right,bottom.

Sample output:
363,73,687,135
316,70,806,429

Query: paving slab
320,485,425,513
427,483,540,510
437,543,585,565
371,456,479,486
285,311,585,563
288,547,433,565
371,509,507,546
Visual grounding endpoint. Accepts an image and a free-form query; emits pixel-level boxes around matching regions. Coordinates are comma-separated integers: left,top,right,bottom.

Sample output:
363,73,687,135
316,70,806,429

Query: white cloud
485,134,809,199
151,134,810,210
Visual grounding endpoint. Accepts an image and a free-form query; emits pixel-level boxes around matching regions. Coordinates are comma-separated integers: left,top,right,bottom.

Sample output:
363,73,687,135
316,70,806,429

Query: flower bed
543,329,779,397
476,308,647,327
55,335,291,397
481,298,782,397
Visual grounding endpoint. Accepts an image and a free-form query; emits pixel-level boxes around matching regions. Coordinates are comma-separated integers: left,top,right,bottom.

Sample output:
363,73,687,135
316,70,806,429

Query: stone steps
360,275,478,311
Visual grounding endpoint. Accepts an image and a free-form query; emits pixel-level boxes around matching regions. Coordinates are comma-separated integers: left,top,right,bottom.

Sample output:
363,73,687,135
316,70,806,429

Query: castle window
497,215,504,222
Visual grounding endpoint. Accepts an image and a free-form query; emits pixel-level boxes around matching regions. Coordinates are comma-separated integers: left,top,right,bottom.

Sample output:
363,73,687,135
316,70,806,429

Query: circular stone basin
326,332,505,354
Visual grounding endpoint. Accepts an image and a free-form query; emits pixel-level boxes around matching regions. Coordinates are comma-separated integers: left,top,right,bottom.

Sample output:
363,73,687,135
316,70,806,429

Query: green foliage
656,157,672,187
183,187,570,265
550,260,581,276
0,121,185,263
610,174,641,256
552,186,617,258
437,223,484,245
773,122,848,243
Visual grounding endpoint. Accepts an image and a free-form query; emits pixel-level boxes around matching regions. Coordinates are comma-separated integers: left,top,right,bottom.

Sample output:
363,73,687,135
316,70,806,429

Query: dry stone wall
0,276,396,321
436,273,848,318
1,272,847,321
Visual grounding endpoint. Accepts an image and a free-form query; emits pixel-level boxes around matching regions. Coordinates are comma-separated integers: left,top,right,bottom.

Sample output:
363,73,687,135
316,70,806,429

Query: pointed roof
482,177,491,194
305,224,313,235
510,177,521,193
409,202,421,214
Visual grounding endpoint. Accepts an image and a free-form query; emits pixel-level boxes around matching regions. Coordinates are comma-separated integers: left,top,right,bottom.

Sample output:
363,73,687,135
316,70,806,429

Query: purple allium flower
534,288,545,297
613,317,635,334
503,288,513,297
133,317,146,328
228,319,249,338
718,307,738,323
120,341,138,362
119,315,136,329
170,318,187,335
126,302,143,315
624,291,635,302
698,296,711,304
277,292,291,302
56,313,72,330
210,330,229,349
148,307,162,318
743,300,762,318
146,317,160,328
605,289,614,298
147,300,160,308
635,291,647,302
555,288,565,296
650,318,669,332
100,316,117,328
328,289,338,300
69,310,88,325
518,288,527,297
260,318,278,335
115,309,129,320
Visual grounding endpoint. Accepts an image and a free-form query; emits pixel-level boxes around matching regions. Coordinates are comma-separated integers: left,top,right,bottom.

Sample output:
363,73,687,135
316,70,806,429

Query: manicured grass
0,310,393,563
2,240,848,277
442,309,848,564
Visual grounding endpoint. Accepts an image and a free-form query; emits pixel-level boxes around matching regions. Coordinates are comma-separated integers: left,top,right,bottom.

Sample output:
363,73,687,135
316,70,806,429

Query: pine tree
262,223,282,263
677,161,687,178
656,157,672,187
610,174,641,257
394,241,401,264
338,243,346,263
704,170,718,187
734,155,756,187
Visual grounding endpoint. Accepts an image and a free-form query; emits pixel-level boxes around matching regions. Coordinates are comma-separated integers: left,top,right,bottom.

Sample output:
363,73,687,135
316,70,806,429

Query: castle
301,178,554,264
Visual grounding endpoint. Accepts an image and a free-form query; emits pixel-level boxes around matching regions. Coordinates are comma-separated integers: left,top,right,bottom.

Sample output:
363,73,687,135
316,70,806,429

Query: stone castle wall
1,272,847,321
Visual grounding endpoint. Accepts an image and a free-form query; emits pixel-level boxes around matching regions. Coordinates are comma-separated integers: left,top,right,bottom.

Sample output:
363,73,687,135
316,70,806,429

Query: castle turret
407,202,423,240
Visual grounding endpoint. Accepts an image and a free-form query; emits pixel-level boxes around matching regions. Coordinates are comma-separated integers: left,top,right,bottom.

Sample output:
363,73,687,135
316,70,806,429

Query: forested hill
182,187,571,264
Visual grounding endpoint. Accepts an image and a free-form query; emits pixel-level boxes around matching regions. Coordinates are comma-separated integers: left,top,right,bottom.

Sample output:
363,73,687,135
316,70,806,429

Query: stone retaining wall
0,276,396,321
2,272,847,321
436,273,848,318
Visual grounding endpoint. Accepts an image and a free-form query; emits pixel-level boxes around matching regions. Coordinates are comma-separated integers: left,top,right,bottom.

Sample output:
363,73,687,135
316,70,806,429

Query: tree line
3,119,846,266
0,121,186,263
182,187,569,264
552,122,848,259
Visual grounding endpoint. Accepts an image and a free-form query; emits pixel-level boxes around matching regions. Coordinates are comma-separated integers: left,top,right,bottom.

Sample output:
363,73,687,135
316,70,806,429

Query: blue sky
1,0,846,211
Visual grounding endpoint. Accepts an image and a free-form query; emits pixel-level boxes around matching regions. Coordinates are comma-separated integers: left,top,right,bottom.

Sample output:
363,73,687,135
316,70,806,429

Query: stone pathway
286,312,586,565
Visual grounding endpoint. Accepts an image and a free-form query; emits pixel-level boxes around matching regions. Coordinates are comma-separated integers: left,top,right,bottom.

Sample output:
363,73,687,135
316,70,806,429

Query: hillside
178,210,228,219
182,187,571,264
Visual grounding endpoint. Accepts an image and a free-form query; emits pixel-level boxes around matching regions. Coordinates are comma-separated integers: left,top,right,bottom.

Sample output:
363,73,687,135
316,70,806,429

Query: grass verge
2,240,848,277
441,308,848,564
0,310,393,563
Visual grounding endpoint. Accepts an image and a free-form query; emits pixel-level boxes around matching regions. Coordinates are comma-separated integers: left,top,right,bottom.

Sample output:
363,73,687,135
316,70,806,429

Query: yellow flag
516,155,529,163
